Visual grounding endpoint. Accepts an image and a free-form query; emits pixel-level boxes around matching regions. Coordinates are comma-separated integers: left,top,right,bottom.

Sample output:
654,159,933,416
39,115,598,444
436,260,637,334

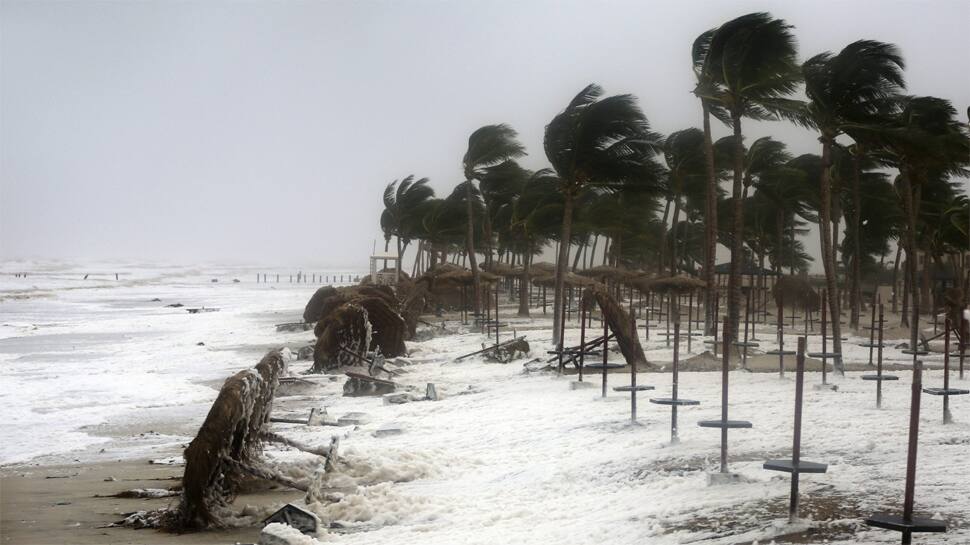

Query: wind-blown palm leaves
661,128,708,275
462,124,526,314
873,96,970,334
380,175,435,279
785,39,906,370
698,12,802,341
495,168,564,315
544,83,665,344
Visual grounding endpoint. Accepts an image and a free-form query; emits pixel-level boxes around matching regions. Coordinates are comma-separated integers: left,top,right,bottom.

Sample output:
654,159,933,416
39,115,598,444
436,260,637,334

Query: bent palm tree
798,40,905,372
380,175,434,279
544,84,664,345
699,12,801,342
462,125,526,315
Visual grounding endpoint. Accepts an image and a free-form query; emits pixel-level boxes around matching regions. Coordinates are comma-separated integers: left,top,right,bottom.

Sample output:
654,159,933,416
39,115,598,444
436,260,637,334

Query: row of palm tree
380,11,970,357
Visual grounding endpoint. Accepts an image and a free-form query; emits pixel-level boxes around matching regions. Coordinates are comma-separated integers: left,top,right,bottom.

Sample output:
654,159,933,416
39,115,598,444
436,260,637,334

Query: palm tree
662,128,707,275
794,40,905,372
698,12,801,342
497,168,564,316
462,125,526,315
544,84,664,345
380,175,434,279
691,26,725,335
875,96,970,344
478,159,530,268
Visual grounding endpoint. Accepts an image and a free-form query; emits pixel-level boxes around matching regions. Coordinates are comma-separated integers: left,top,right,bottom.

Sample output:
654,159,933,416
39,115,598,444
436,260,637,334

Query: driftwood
582,285,655,370
168,350,285,530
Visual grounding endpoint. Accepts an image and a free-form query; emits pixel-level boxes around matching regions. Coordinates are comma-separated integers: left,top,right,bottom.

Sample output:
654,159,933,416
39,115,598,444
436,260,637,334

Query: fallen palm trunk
582,285,654,370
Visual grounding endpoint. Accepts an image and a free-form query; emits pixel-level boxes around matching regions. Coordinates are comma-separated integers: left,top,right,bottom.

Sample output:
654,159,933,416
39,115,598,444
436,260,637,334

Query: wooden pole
878,303,885,409
672,321,681,442
868,294,878,366
579,302,587,382
601,315,609,398
943,318,952,424
720,316,730,473
789,336,807,522
901,362,924,545
821,289,828,385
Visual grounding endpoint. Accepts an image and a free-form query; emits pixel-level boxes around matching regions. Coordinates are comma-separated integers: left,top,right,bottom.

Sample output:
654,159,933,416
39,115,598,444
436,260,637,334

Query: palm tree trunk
518,250,531,317
589,235,599,269
670,190,682,276
572,240,584,271
818,138,845,374
789,222,796,275
891,242,902,313
483,206,494,269
850,153,863,328
899,170,920,346
702,101,718,335
552,191,575,346
727,113,745,342
602,237,610,266
465,180,482,314
775,208,785,274
658,197,672,274
396,237,404,280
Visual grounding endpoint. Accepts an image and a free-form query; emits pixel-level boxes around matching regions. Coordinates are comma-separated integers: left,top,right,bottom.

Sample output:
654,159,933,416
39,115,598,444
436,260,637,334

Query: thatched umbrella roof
531,262,556,275
436,269,500,285
483,262,522,277
772,275,820,309
532,272,599,289
634,275,706,294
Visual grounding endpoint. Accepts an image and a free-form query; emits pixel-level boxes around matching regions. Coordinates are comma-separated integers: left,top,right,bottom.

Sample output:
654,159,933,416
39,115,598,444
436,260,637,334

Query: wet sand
0,459,300,545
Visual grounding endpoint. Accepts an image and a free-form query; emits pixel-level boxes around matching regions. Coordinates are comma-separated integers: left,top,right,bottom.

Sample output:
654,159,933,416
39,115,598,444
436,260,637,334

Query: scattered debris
426,382,439,401
374,423,404,437
343,371,397,397
165,303,184,308
276,322,313,333
186,307,219,314
263,504,320,535
337,412,370,426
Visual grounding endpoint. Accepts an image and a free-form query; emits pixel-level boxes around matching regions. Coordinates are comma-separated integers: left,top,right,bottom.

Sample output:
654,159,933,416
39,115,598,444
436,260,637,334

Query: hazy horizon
3,0,968,272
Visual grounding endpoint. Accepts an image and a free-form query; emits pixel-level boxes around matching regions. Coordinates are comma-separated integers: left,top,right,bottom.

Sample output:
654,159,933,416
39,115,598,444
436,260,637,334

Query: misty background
2,0,968,271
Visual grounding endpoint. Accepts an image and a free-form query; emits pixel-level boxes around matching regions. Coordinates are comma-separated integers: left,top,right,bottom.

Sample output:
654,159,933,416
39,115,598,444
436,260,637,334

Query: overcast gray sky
2,0,968,269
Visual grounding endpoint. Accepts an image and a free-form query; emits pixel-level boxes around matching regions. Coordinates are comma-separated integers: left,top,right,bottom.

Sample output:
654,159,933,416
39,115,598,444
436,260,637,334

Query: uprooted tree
307,284,411,372
167,350,286,530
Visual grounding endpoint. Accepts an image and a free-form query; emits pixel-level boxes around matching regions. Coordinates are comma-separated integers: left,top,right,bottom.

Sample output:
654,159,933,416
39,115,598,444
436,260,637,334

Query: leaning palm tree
795,40,906,372
380,175,434,279
462,125,526,315
544,84,664,345
699,12,801,342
